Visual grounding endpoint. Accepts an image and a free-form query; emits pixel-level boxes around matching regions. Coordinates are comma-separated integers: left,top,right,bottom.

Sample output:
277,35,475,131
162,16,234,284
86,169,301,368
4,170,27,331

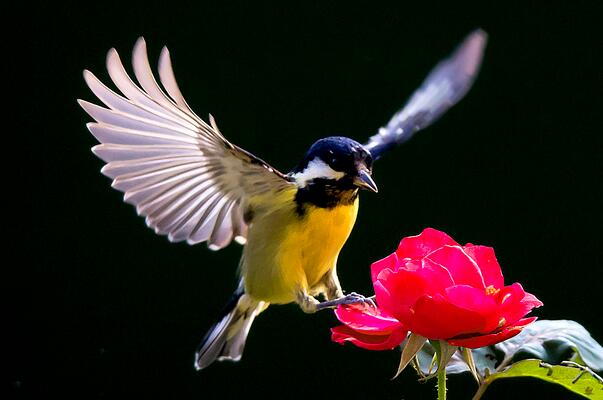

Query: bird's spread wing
365,29,488,159
79,38,294,249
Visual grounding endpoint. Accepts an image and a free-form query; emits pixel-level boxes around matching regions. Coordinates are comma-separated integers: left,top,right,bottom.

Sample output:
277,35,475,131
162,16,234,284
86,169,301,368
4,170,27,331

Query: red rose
332,228,542,349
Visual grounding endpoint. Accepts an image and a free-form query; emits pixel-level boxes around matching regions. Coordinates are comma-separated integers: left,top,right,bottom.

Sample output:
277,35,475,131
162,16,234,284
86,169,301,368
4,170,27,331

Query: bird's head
291,137,377,193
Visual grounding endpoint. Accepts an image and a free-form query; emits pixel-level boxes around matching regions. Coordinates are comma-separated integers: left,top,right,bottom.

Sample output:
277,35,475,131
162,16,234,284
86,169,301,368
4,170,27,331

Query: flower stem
437,363,447,400
472,382,489,400
437,351,447,400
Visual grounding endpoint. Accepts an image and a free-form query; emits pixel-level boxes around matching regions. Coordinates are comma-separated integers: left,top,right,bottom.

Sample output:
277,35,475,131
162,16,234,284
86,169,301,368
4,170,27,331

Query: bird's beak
354,169,378,193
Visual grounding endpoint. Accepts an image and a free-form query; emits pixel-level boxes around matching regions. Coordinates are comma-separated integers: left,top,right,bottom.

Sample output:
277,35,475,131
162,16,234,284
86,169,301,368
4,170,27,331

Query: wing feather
175,190,222,244
365,29,487,159
87,123,198,146
158,47,196,113
92,144,201,162
80,38,294,249
80,100,202,140
165,190,218,241
131,38,181,113
149,183,218,231
185,191,226,243
209,200,236,249
83,71,181,128
100,155,206,177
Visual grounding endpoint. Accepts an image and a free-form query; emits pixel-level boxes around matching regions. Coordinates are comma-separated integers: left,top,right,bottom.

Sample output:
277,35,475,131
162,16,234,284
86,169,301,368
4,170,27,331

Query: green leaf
472,359,603,400
495,320,603,370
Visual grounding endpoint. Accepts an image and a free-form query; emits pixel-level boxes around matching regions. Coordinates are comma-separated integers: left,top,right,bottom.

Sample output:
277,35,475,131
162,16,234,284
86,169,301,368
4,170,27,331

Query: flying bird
78,30,487,370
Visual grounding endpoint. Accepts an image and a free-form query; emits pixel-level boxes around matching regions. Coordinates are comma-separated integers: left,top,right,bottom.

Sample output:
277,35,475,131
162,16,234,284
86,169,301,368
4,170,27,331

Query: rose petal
521,292,544,309
373,279,418,327
421,257,456,290
396,228,459,260
334,304,403,334
496,283,544,325
375,269,426,321
331,325,408,350
375,263,454,320
463,245,504,288
373,280,394,314
370,252,398,282
426,245,486,288
407,293,494,339
447,317,538,348
443,285,500,333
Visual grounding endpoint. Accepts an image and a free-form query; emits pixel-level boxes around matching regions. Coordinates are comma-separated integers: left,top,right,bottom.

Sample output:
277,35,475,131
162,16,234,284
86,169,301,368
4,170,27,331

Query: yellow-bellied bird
78,30,487,370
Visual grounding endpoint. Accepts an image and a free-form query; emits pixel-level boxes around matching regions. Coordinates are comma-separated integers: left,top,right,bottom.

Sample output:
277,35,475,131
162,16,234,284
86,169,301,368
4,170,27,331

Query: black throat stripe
294,180,358,216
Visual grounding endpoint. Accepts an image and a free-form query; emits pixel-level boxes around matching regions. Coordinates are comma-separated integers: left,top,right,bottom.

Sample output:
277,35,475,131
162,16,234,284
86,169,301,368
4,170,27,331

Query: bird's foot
315,292,376,311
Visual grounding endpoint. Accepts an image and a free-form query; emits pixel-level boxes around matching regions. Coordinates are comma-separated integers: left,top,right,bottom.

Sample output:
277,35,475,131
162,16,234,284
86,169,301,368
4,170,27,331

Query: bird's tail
194,285,268,370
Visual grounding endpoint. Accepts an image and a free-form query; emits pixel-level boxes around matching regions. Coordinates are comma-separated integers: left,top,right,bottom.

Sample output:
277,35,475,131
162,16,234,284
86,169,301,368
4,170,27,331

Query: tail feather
194,288,267,370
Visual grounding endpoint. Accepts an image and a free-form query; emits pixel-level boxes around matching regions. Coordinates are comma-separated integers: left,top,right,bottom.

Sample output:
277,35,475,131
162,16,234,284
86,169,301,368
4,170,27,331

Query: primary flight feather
79,30,487,369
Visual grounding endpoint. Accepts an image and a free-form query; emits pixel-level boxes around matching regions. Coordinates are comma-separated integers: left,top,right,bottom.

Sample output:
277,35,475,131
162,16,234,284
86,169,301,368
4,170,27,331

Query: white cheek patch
292,157,345,187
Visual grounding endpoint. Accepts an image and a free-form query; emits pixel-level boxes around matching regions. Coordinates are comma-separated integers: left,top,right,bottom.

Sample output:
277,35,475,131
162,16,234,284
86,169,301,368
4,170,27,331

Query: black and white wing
79,38,294,250
365,29,488,159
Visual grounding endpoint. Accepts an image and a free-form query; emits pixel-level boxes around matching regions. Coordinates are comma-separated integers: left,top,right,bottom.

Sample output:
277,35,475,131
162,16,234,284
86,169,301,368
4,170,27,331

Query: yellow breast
242,195,359,304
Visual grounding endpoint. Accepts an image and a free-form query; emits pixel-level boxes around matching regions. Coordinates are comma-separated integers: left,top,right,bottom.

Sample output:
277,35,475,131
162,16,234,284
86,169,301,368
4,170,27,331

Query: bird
78,29,487,370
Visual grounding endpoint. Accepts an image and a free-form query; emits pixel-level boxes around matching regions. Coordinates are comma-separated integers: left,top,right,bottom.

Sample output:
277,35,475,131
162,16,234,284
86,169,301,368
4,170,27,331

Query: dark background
16,1,601,399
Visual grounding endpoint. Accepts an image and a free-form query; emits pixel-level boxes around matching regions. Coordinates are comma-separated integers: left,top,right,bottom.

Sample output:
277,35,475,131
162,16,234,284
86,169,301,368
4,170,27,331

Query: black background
17,1,601,399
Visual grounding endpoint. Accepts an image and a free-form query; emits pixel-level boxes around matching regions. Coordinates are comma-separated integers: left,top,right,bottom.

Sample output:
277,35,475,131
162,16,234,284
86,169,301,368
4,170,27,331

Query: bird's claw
316,292,376,311
344,292,377,308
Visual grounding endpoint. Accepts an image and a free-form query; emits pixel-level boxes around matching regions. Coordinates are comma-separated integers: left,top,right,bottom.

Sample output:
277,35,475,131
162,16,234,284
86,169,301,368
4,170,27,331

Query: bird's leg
297,290,321,314
317,267,376,310
321,267,344,301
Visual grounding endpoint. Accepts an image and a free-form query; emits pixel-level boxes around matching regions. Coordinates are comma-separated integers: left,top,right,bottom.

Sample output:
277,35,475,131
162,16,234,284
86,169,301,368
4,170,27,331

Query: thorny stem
472,354,513,400
472,352,517,399
436,346,447,400
495,355,514,372
472,382,489,400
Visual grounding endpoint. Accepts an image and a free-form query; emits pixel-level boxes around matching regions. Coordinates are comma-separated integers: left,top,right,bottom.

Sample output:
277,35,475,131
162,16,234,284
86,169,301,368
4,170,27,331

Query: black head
291,136,377,193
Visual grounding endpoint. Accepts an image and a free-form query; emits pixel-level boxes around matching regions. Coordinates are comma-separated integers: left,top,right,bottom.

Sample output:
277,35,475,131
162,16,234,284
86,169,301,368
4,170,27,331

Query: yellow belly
241,194,359,304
